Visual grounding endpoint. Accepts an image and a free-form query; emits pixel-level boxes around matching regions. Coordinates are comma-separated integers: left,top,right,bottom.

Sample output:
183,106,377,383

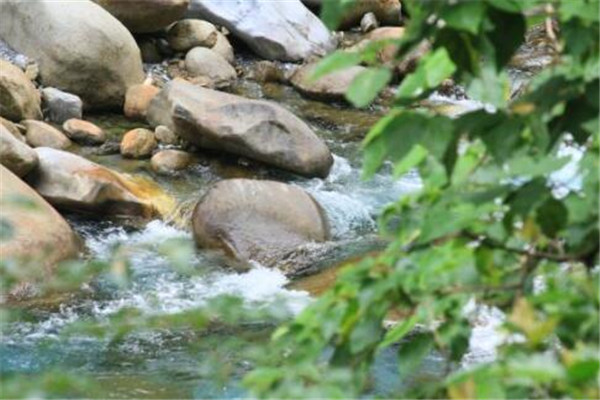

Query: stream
0,40,560,397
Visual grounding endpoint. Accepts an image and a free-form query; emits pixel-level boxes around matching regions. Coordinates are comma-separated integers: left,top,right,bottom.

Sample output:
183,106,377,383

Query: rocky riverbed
0,0,559,397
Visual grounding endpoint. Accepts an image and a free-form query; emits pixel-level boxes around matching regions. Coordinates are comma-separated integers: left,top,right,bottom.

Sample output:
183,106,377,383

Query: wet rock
192,179,330,268
94,0,189,34
0,60,42,121
0,124,38,177
23,120,71,149
184,47,236,87
249,61,287,83
290,62,367,102
0,0,144,109
154,125,179,145
120,128,157,158
151,149,192,173
138,38,163,63
147,79,333,178
167,19,219,52
211,32,234,64
186,0,335,61
124,84,160,120
360,12,379,33
0,165,80,292
41,88,83,124
62,118,107,145
0,116,25,141
28,147,171,218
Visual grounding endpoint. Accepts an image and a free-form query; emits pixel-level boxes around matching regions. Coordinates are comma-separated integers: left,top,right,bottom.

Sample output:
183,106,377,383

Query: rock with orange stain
62,118,106,145
120,128,157,159
123,84,160,120
27,147,173,218
0,165,80,296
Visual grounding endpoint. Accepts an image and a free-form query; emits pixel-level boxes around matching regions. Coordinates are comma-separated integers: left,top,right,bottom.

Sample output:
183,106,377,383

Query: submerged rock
192,179,330,268
0,0,144,109
184,47,236,87
27,147,173,218
186,0,335,61
95,0,189,34
290,63,367,102
41,88,83,124
147,80,333,178
120,128,157,159
0,165,80,289
62,118,107,145
23,120,72,149
0,60,42,121
151,149,192,173
0,124,38,177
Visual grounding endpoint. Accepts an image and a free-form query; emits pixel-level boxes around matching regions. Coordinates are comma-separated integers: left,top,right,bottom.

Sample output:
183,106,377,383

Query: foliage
245,0,599,398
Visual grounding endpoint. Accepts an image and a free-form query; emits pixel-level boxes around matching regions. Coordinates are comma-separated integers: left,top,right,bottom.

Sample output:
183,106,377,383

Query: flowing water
1,36,563,397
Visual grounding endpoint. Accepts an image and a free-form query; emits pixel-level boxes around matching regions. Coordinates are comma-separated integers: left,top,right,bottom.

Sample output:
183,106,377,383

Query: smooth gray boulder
192,179,330,268
186,0,336,61
0,0,145,109
41,88,83,124
147,80,333,178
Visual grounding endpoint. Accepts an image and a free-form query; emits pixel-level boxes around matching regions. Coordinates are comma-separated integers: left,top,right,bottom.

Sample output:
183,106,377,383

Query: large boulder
192,179,330,267
0,165,80,283
290,63,367,101
95,0,190,34
147,80,333,178
186,0,335,61
0,0,145,109
27,147,174,218
0,60,42,121
0,124,38,177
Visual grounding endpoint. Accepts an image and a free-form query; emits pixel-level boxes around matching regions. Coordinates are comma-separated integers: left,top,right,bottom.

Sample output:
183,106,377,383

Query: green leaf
536,197,568,238
320,0,357,30
397,332,434,376
397,48,457,99
443,1,487,34
346,67,392,108
379,314,419,349
310,50,362,82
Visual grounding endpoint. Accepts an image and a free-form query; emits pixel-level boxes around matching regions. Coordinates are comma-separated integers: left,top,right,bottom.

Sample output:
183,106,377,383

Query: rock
0,124,38,177
0,116,25,141
0,0,145,109
41,88,83,124
184,47,236,87
290,62,367,101
192,179,330,267
249,61,286,83
339,0,401,29
349,27,405,64
211,32,234,64
154,125,179,145
23,120,71,149
186,0,335,61
151,149,192,173
120,128,157,158
167,19,219,52
95,0,189,34
124,84,160,120
360,12,379,33
0,60,42,121
138,38,163,63
0,165,80,290
62,118,107,145
27,147,173,218
147,80,333,178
